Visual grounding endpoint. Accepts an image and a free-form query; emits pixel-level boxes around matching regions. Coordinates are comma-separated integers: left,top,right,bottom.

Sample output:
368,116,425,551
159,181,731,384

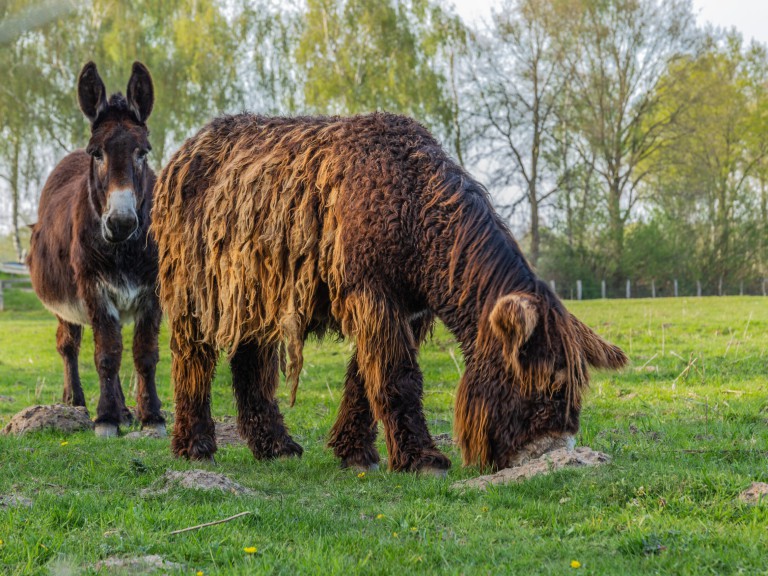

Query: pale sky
449,0,768,46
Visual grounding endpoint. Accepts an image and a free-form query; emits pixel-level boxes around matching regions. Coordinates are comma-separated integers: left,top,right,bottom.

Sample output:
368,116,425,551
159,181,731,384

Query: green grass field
0,287,766,575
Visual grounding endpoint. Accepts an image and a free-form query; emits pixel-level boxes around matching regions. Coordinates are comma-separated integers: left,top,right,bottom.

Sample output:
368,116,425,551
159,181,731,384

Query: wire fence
553,278,768,300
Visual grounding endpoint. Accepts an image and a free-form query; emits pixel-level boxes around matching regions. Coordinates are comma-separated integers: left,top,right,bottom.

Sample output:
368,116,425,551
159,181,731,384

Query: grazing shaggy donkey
152,112,627,472
27,62,164,437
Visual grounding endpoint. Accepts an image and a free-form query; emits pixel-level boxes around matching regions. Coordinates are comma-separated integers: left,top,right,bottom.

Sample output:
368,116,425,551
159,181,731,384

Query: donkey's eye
136,150,148,163
92,149,103,161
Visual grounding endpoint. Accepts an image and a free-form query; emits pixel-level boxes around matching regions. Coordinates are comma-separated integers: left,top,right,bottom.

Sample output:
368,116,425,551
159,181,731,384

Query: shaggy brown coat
152,112,627,471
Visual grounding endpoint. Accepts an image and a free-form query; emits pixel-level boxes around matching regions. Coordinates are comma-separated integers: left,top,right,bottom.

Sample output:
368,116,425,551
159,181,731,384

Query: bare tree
468,0,573,266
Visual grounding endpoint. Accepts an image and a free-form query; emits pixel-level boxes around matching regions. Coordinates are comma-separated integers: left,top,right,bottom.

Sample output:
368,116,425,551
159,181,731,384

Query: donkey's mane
431,168,586,403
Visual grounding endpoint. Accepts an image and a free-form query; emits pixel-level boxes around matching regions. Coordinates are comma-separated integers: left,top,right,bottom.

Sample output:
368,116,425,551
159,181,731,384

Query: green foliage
296,0,457,136
1,291,767,574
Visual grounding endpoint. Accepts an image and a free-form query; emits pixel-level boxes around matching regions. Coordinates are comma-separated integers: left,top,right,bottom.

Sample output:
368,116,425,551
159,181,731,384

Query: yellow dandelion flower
410,527,418,532
481,506,489,512
0,538,4,546
196,572,204,576
570,560,581,569
376,514,385,520
60,441,69,446
357,471,366,479
244,546,257,554
392,532,399,538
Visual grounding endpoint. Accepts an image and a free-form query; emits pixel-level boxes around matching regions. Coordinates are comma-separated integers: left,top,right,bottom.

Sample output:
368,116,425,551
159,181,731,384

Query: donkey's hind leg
57,319,85,408
170,325,218,460
133,295,164,433
230,340,303,460
347,293,449,473
327,351,380,471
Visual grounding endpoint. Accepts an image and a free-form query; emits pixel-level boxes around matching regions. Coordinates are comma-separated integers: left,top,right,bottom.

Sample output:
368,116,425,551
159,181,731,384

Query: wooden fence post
674,279,678,297
651,280,656,298
763,278,766,296
0,281,4,313
626,279,631,299
601,280,606,299
739,281,744,296
550,280,556,294
697,280,702,297
577,280,583,301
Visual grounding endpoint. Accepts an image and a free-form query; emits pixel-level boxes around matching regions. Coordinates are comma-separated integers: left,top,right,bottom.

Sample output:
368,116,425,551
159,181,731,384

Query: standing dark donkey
27,61,164,437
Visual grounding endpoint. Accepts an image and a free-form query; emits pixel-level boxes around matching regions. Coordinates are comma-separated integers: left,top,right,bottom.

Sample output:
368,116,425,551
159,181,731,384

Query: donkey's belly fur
41,281,149,326
41,298,89,326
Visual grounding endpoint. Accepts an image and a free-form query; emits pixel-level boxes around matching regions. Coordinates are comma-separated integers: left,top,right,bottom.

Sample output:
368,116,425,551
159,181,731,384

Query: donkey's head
457,282,627,469
77,61,154,243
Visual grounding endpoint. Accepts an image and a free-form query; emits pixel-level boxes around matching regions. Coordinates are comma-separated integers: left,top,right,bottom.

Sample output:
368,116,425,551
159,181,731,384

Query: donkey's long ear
570,314,628,369
77,62,107,124
489,293,539,364
126,61,154,123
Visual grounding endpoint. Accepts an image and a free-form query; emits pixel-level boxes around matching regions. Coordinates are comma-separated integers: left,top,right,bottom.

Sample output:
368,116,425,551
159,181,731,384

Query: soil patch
739,482,768,505
94,555,183,574
452,446,610,490
0,494,33,508
216,421,245,447
433,433,454,447
2,404,93,435
142,469,253,497
124,427,167,440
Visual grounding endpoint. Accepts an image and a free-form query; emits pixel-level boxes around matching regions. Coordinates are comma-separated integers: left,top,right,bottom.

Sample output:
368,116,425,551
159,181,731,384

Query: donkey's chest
98,280,149,324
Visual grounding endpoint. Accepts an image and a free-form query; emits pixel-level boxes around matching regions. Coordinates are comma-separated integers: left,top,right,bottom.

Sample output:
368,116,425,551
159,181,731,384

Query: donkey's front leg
133,294,164,434
90,307,126,437
348,293,450,473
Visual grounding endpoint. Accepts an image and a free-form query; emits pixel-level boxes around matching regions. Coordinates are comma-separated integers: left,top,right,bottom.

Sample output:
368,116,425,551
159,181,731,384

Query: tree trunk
529,189,540,267
449,50,464,167
607,180,623,281
10,136,22,263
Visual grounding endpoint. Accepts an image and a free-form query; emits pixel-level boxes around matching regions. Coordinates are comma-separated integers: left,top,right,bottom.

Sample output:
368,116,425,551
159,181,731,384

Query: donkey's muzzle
103,189,138,243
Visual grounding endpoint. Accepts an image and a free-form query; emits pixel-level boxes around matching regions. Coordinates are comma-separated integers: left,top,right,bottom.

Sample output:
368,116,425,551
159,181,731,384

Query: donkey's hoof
141,423,167,437
275,437,304,458
94,423,119,438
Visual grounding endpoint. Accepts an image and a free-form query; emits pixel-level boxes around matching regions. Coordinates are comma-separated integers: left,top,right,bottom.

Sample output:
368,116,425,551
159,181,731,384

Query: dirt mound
452,446,610,490
216,421,244,446
2,404,93,435
94,555,182,574
142,469,253,497
739,482,768,505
